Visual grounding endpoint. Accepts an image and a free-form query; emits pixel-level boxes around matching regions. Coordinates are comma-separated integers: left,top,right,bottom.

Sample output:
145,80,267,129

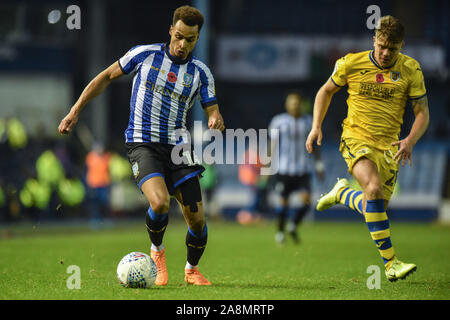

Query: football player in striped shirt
306,16,429,281
59,5,225,286
269,92,324,244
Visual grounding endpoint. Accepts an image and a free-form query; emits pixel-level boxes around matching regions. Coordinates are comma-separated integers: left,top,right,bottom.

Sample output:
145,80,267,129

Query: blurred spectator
199,163,218,217
57,177,85,210
19,148,65,221
0,117,28,222
85,142,112,229
19,178,52,220
36,150,65,189
6,118,27,150
109,152,132,183
236,146,268,224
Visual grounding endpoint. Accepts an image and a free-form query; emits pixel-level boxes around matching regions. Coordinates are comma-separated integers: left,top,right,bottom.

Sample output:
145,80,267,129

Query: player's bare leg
352,158,416,280
351,158,384,207
141,176,170,286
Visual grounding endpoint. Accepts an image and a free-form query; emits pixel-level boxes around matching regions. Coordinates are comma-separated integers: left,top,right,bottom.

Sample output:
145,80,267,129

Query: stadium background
0,0,448,227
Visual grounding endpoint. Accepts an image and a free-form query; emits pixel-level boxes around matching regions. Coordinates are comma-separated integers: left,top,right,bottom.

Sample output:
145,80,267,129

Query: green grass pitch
0,219,449,300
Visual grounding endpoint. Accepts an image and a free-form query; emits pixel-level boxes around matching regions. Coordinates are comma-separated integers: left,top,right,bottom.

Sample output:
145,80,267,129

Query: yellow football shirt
331,50,427,148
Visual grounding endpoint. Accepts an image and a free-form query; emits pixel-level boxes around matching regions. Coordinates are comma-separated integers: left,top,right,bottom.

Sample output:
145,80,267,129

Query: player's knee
187,218,205,233
365,182,384,199
183,203,205,228
149,194,170,214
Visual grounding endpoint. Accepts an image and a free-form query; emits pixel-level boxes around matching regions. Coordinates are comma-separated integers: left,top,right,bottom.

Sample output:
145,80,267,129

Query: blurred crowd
0,117,136,227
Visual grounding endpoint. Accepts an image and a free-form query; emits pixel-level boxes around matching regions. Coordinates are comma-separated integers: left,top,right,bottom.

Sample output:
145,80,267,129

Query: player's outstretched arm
392,95,429,166
204,104,225,132
58,61,124,135
305,78,341,154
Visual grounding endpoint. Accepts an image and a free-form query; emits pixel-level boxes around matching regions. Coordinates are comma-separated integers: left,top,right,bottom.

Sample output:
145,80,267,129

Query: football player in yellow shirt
305,16,429,282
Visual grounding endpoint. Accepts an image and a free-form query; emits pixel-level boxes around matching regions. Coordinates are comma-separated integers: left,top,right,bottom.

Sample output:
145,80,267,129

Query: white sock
151,244,164,252
185,262,198,270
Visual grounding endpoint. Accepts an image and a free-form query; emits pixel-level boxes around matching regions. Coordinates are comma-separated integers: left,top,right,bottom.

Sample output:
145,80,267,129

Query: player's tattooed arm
409,95,430,145
392,95,429,166
59,61,124,134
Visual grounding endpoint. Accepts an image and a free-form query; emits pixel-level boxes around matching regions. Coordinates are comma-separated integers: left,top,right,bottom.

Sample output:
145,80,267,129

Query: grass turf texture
0,220,449,300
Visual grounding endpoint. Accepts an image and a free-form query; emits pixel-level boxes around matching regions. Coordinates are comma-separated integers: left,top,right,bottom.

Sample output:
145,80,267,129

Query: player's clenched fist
58,111,78,135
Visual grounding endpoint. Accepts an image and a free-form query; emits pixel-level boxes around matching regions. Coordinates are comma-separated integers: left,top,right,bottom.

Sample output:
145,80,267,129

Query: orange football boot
184,268,212,286
151,249,168,286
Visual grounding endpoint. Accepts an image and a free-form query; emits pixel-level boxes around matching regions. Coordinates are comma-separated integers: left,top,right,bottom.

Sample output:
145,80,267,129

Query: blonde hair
375,15,405,43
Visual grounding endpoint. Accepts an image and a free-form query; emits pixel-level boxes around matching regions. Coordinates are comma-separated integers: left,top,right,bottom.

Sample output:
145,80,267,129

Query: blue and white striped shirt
118,43,217,145
269,113,314,176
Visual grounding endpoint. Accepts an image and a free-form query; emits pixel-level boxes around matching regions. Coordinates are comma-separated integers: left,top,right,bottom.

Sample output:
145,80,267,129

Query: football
116,252,158,288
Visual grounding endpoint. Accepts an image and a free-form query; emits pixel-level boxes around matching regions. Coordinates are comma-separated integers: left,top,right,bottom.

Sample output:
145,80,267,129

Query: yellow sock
337,188,363,214
365,199,395,268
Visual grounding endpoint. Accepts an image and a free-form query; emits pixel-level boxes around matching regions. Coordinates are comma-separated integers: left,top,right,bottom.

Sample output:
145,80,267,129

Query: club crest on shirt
390,71,401,82
182,73,193,87
132,162,139,178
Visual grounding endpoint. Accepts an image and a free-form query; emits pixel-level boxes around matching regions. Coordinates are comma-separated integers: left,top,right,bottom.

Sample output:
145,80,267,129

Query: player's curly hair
375,15,405,43
173,5,204,31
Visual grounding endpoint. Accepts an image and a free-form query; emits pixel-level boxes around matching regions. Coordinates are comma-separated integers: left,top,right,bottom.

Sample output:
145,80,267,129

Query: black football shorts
126,142,205,195
273,173,311,198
